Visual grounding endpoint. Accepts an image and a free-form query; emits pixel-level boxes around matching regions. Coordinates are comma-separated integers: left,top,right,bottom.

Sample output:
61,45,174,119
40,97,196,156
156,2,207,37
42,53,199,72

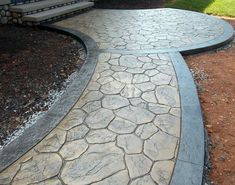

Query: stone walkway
0,8,233,185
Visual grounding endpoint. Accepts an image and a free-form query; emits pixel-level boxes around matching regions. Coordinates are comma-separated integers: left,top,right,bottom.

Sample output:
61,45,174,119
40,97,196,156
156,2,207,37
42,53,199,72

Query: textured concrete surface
0,8,233,185
55,9,227,51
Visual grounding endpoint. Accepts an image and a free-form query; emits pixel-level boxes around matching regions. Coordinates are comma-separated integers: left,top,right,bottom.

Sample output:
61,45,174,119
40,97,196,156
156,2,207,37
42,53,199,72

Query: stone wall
0,0,89,25
0,1,11,24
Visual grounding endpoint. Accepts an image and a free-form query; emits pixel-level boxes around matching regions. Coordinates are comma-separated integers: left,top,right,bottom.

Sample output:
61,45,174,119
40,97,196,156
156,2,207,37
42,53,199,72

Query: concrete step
22,1,94,22
0,0,10,6
10,0,76,13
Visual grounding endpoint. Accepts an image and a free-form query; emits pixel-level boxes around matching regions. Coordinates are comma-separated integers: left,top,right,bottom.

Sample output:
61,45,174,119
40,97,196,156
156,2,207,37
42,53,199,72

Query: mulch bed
0,25,85,145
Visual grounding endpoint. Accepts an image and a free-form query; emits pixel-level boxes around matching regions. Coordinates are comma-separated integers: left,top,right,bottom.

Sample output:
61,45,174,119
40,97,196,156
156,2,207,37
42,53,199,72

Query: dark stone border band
169,18,233,184
170,52,204,185
0,25,99,172
0,11,234,185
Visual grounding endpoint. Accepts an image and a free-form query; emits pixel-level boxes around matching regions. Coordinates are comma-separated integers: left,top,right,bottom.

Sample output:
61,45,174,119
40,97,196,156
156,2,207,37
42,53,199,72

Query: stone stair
9,0,94,25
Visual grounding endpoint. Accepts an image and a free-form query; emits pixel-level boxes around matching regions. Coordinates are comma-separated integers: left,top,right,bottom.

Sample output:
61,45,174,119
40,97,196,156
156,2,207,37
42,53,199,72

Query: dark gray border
170,52,204,185
0,25,99,172
0,10,234,184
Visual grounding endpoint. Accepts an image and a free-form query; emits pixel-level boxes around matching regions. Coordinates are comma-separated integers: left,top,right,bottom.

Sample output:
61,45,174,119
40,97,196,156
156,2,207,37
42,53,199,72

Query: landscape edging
0,25,99,172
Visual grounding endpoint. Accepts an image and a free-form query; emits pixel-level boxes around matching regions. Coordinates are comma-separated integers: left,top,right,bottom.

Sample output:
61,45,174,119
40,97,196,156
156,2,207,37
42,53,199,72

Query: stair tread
0,0,10,6
22,2,94,22
10,0,76,13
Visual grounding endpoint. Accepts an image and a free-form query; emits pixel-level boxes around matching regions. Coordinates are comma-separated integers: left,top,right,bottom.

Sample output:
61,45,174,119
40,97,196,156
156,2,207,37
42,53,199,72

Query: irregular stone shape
113,71,133,84
158,53,170,61
91,170,129,185
59,139,88,160
98,53,111,63
108,58,119,65
97,76,114,85
87,81,101,91
78,91,103,106
86,129,116,143
0,163,20,185
59,109,87,130
85,108,115,129
129,98,148,109
135,82,155,92
111,53,121,59
170,107,181,117
138,56,152,63
101,80,125,94
33,177,62,185
145,69,159,77
67,125,89,141
120,85,142,98
82,101,101,113
144,131,178,160
61,143,125,185
102,95,129,110
126,68,145,74
151,161,174,185
142,63,157,70
91,73,100,82
100,69,114,77
155,85,180,107
36,129,66,152
125,154,152,178
136,123,159,139
157,65,175,75
154,114,180,137
130,175,155,185
141,91,158,103
119,55,143,68
111,65,127,72
148,103,170,114
170,76,178,87
152,59,168,65
12,153,62,185
108,117,136,134
117,134,143,154
150,73,172,85
133,74,149,84
96,63,110,73
115,106,154,125
148,54,159,60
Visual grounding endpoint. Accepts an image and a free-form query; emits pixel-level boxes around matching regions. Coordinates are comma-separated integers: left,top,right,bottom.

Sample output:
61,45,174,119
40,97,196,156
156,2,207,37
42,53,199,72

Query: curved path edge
170,52,204,185
98,18,234,55
0,25,99,172
0,13,234,185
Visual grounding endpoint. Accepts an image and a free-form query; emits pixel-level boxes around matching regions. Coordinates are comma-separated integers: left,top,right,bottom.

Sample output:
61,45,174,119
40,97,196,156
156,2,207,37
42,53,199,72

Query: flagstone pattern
54,9,224,50
0,53,180,185
0,8,233,185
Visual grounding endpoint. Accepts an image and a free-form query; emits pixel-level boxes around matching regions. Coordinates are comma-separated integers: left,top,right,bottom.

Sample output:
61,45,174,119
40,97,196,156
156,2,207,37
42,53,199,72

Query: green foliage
165,0,235,17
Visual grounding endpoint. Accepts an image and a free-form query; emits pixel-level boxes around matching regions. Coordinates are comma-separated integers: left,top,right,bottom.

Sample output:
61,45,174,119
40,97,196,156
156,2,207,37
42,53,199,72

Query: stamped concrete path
0,8,233,185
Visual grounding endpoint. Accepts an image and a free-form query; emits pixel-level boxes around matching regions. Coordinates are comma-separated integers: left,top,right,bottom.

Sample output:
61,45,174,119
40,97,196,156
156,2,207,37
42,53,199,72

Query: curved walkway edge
170,52,204,185
0,25,100,172
0,8,234,185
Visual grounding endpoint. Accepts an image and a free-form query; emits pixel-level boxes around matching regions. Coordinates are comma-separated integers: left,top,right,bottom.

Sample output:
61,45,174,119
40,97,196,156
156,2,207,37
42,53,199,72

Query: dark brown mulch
95,0,166,9
0,25,85,145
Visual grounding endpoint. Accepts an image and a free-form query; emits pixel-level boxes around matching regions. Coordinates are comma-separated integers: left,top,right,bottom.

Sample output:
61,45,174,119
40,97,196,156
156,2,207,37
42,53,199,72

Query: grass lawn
165,0,235,17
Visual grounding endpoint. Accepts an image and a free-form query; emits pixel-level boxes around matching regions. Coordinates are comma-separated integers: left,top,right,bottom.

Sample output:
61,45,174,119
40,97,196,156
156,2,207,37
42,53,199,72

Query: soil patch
95,0,166,9
185,19,235,185
0,25,85,146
